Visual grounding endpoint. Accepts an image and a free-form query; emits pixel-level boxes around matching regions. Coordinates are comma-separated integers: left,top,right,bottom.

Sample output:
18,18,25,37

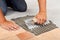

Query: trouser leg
6,0,27,12
0,0,7,15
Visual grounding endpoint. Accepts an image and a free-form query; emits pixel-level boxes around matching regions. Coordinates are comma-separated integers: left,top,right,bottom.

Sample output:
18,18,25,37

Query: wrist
39,11,46,14
39,8,46,12
39,10,46,12
38,11,47,16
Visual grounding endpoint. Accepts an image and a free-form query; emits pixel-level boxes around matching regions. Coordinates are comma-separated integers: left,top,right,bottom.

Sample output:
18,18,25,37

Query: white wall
26,0,60,9
47,0,60,9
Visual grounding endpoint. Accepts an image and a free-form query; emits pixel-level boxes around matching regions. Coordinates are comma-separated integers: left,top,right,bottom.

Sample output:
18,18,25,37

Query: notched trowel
24,18,49,30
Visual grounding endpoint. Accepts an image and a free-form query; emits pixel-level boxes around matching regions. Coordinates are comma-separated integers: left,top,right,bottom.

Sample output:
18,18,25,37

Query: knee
13,1,27,12
19,6,27,12
15,4,27,12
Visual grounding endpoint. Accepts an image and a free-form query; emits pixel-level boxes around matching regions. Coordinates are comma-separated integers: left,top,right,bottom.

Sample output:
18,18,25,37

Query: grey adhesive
12,16,58,36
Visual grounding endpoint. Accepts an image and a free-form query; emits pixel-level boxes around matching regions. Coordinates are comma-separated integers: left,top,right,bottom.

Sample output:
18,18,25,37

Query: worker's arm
0,9,6,23
38,0,46,12
0,9,19,31
35,0,47,24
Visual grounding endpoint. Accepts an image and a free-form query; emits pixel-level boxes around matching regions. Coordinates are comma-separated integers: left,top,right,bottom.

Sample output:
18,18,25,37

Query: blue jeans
0,0,27,15
0,0,7,15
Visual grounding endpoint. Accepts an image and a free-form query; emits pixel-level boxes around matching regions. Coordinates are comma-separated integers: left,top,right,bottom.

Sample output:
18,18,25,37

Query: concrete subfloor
0,0,60,40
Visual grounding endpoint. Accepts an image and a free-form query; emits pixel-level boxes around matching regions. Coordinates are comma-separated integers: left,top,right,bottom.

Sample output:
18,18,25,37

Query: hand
34,11,47,24
0,20,20,31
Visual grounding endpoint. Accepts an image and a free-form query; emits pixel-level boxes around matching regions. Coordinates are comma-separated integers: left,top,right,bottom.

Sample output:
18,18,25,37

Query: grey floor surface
12,16,58,35
5,0,60,28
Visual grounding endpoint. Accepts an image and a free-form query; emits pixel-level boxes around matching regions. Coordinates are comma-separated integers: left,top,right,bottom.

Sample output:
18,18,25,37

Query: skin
35,0,47,24
0,9,20,31
0,0,46,31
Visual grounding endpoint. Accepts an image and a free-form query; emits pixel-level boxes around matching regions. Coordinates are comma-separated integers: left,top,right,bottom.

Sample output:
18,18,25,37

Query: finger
14,23,20,28
8,22,20,31
11,23,20,30
37,19,41,24
9,22,19,30
7,24,17,31
39,19,43,24
44,19,47,22
2,25,10,31
41,20,44,24
43,19,46,22
41,19,46,24
12,21,20,29
7,25,15,31
36,17,40,20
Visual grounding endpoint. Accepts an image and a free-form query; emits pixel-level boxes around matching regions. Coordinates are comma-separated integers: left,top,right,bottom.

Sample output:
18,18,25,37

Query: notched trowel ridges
12,16,58,36
28,20,58,35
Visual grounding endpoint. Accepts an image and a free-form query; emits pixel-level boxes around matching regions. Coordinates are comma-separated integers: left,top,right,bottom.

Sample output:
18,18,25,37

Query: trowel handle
32,17,37,23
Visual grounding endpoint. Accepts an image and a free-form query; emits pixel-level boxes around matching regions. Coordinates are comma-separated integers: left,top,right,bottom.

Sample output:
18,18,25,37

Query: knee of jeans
16,5,27,12
14,3,27,12
19,6,27,12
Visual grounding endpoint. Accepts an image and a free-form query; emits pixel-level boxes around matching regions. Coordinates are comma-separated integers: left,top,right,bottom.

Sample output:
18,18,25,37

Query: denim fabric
6,0,27,12
0,0,7,15
0,0,27,15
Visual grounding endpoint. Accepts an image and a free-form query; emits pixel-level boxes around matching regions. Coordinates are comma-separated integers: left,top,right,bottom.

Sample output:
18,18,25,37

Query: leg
0,0,7,15
6,0,27,12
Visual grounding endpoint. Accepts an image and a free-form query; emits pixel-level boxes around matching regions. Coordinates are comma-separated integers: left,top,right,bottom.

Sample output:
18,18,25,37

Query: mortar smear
12,16,58,36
